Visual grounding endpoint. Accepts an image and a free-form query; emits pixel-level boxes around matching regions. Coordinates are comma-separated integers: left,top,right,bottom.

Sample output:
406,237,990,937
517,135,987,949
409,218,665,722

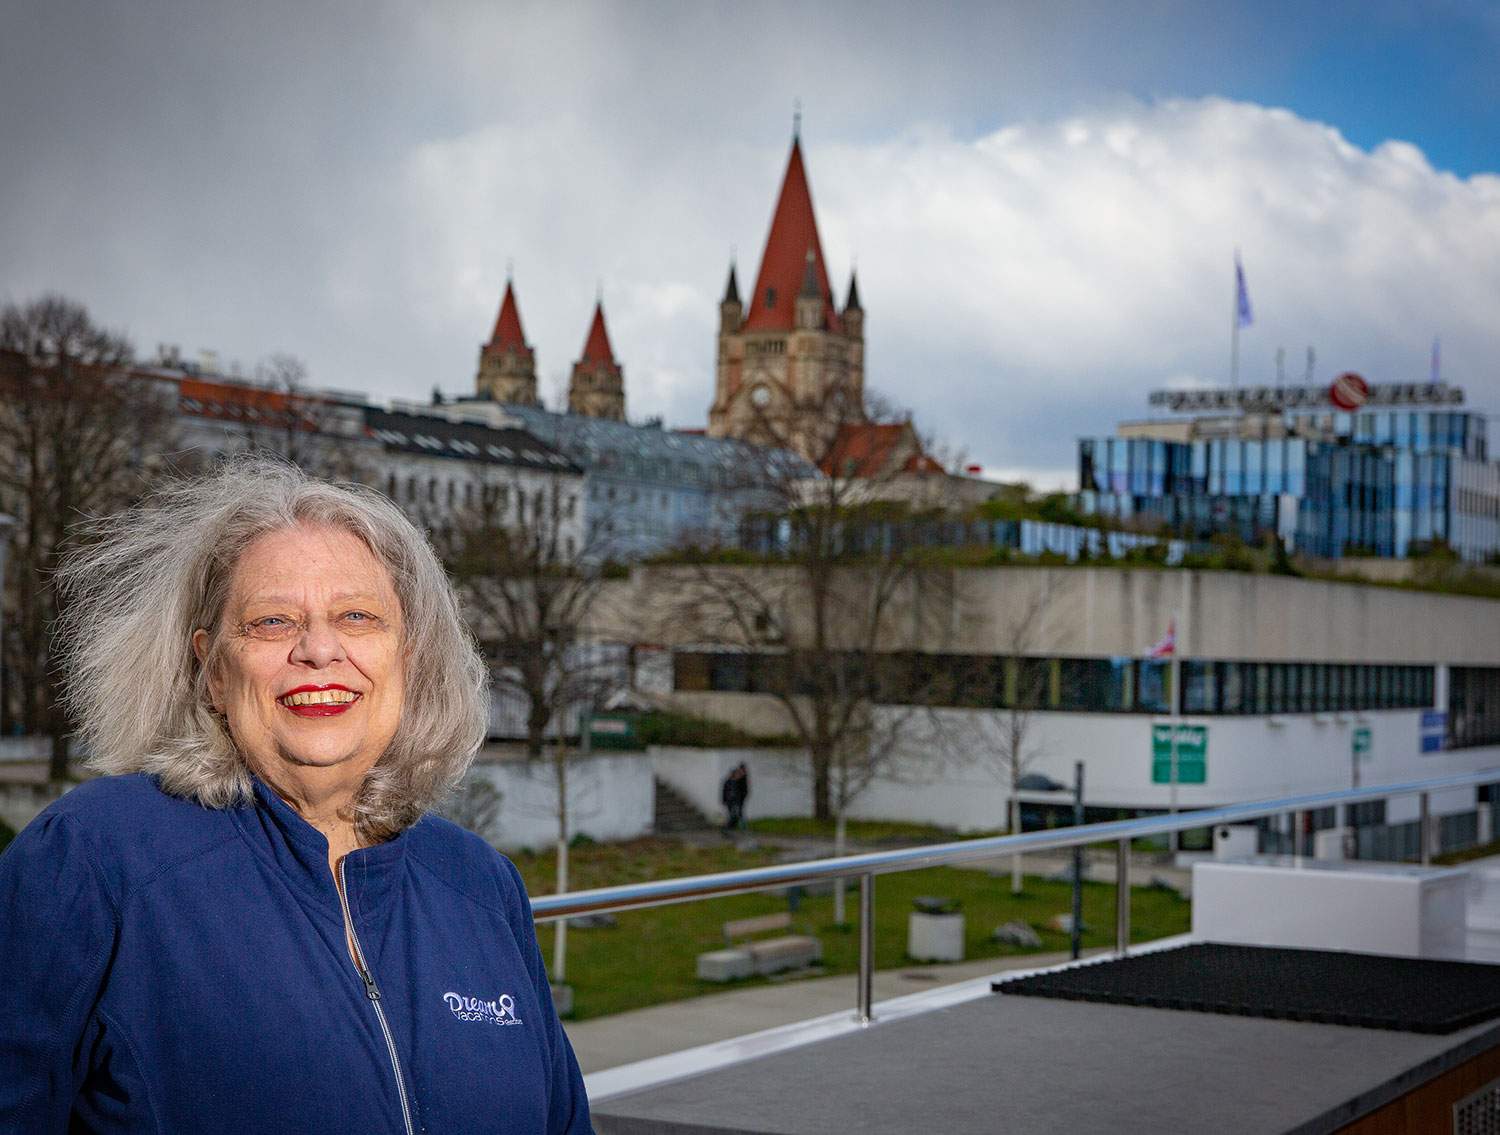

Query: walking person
721,762,750,832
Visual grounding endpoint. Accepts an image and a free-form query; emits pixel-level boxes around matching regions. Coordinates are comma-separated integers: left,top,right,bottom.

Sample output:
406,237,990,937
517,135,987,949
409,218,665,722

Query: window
1183,661,1218,714
670,651,1436,720
1450,667,1500,749
1219,662,1246,714
1136,661,1170,713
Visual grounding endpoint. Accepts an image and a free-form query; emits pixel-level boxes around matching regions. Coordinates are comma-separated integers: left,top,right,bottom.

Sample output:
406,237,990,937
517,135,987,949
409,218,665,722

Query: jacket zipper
337,858,416,1135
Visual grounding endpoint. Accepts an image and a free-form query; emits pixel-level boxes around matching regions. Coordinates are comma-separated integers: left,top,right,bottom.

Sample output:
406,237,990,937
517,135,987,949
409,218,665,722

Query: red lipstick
277,684,361,718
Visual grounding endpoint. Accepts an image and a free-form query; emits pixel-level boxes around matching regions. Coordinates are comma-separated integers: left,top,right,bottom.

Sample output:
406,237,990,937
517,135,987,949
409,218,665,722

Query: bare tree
437,467,611,982
0,295,177,779
438,777,504,846
983,586,1052,894
246,352,366,480
439,472,602,756
664,390,964,916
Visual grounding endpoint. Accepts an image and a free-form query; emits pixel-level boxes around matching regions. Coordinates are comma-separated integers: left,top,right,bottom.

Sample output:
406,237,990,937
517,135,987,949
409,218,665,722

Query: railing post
857,873,875,1025
1115,838,1130,957
1420,792,1432,866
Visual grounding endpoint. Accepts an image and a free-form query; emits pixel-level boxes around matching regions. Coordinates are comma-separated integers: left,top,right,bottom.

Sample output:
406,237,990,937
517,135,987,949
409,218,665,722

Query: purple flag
1235,255,1253,328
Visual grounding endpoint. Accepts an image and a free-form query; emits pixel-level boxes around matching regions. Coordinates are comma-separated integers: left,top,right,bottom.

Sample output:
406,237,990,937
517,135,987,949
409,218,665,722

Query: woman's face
196,523,406,787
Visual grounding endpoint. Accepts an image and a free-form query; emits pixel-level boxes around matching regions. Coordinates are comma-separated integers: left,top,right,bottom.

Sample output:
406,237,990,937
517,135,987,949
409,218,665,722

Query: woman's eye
340,611,379,628
245,617,297,640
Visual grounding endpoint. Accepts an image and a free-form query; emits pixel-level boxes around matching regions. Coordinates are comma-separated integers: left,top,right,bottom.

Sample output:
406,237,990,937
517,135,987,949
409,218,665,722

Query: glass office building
1078,407,1500,560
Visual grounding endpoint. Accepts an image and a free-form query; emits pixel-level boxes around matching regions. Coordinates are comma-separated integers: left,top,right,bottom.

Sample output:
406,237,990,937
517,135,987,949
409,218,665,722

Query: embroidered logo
443,991,524,1026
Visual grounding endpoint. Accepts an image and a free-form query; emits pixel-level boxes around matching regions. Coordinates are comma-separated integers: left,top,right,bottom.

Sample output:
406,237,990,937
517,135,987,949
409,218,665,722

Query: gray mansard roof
363,406,583,475
497,402,813,485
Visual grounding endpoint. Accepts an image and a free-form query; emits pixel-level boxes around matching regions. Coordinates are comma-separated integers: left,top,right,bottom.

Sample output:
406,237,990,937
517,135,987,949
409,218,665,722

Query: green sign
1152,724,1207,785
588,712,644,751
1352,726,1372,759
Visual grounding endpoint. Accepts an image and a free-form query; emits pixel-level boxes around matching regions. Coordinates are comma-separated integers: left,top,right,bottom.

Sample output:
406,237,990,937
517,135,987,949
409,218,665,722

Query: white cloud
387,96,1500,475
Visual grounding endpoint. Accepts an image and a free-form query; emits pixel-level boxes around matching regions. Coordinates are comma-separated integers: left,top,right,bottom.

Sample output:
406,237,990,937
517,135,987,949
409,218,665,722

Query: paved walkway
562,946,1110,1074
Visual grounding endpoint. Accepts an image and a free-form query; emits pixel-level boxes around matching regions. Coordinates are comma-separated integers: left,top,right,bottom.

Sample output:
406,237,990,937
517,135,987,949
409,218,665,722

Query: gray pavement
562,947,1109,1073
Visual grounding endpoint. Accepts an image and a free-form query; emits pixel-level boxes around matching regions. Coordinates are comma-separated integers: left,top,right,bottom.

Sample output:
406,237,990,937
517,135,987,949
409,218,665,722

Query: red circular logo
1329,371,1369,411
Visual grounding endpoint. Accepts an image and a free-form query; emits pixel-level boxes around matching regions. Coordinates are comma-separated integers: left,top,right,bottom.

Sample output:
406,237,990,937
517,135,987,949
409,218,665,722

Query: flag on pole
1234,254,1253,328
1147,619,1176,659
1431,336,1441,383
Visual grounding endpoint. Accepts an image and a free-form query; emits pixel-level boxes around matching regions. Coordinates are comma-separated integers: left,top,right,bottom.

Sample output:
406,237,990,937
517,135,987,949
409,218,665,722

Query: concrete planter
908,911,966,962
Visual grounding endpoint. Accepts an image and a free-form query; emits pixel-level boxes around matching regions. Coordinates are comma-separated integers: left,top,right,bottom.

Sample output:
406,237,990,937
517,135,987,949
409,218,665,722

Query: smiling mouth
277,688,361,717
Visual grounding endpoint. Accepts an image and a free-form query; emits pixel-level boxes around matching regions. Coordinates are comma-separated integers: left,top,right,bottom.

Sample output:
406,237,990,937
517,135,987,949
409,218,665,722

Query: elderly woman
0,460,591,1133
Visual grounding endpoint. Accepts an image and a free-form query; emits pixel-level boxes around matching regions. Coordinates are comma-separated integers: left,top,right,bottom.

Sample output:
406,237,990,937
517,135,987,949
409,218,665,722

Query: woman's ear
192,628,223,712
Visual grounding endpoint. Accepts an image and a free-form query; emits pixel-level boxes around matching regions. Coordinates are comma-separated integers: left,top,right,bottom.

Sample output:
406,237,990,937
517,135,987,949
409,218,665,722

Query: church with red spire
708,131,865,459
568,301,625,421
475,279,540,406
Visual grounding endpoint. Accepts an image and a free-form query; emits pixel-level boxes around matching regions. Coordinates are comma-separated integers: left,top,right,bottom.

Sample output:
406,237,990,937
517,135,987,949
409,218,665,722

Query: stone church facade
708,136,865,461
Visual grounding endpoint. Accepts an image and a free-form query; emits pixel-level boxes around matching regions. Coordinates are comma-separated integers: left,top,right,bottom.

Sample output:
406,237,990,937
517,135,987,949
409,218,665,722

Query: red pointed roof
579,301,617,367
743,139,839,333
488,282,531,353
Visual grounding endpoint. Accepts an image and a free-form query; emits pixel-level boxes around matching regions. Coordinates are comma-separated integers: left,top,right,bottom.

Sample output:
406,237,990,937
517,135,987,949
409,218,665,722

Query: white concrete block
1193,856,1469,960
907,912,965,963
696,948,754,982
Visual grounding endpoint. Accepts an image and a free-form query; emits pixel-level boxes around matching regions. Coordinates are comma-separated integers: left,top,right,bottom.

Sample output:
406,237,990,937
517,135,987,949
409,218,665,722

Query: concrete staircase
654,778,714,834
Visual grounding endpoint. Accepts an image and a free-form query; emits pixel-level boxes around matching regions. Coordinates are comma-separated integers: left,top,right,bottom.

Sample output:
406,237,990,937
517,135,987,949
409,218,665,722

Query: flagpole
1230,274,1241,393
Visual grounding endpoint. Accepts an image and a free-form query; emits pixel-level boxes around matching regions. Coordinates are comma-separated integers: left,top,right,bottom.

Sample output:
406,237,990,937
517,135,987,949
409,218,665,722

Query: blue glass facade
1078,409,1497,560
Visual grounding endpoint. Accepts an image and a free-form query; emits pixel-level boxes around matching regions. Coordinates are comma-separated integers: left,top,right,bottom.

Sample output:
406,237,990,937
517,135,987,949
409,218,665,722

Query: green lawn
511,839,1190,1020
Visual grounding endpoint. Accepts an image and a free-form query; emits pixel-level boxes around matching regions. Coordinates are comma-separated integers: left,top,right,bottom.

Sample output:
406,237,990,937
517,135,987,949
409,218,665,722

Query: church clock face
750,384,772,408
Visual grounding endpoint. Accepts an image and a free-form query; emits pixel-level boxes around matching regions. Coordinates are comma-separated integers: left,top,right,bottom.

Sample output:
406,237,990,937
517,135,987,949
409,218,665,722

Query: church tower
475,279,539,405
568,301,626,421
708,133,865,459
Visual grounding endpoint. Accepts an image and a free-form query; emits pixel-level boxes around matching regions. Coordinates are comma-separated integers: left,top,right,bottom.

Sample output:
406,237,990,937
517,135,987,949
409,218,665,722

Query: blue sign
1420,711,1447,755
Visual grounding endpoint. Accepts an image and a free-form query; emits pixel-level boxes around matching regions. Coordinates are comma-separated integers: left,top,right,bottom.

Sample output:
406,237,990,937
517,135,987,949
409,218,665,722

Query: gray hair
56,457,489,841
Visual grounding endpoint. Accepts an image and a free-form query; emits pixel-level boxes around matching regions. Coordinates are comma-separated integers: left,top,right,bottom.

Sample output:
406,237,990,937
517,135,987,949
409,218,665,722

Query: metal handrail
531,767,1499,920
529,765,1500,1023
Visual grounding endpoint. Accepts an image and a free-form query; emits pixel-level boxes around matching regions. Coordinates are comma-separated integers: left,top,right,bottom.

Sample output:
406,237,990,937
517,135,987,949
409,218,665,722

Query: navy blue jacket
0,774,591,1133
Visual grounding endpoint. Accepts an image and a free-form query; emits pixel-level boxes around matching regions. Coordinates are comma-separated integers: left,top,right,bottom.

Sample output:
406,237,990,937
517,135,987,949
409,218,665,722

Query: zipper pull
361,970,382,1001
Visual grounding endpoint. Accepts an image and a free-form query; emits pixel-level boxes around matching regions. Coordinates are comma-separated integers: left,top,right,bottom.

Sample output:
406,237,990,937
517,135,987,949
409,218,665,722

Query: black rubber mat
995,943,1500,1034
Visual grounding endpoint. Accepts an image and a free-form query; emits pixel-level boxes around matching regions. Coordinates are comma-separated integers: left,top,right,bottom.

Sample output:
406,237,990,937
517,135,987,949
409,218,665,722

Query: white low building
638,566,1500,855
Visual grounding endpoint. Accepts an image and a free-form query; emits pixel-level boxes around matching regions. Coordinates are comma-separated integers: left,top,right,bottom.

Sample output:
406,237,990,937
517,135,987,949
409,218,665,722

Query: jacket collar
234,776,412,919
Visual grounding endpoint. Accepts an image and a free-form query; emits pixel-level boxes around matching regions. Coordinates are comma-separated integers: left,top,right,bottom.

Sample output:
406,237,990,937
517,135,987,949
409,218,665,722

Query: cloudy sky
3,1,1498,486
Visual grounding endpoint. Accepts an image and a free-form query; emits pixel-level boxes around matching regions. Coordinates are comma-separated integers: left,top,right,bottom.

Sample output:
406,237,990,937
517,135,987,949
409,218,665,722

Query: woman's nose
289,619,347,669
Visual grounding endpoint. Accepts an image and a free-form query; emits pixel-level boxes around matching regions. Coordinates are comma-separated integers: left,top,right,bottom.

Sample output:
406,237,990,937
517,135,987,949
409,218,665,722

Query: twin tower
475,134,865,453
475,288,624,421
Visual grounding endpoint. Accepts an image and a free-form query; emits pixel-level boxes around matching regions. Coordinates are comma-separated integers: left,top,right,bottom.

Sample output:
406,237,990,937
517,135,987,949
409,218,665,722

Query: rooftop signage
1148,381,1465,414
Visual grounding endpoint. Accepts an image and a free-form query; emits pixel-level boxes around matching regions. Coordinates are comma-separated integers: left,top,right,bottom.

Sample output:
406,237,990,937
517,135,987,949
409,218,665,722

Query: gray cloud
2,4,1496,487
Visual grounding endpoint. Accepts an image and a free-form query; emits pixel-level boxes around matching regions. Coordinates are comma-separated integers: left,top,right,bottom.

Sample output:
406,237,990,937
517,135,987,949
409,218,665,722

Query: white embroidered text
443,991,524,1026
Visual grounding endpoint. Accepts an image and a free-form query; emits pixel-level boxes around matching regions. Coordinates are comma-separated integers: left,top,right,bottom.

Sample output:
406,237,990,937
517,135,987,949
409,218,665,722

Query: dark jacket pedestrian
721,763,750,831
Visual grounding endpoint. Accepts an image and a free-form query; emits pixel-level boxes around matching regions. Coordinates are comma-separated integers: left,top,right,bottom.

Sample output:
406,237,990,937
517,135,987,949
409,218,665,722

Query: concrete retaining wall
466,749,655,851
